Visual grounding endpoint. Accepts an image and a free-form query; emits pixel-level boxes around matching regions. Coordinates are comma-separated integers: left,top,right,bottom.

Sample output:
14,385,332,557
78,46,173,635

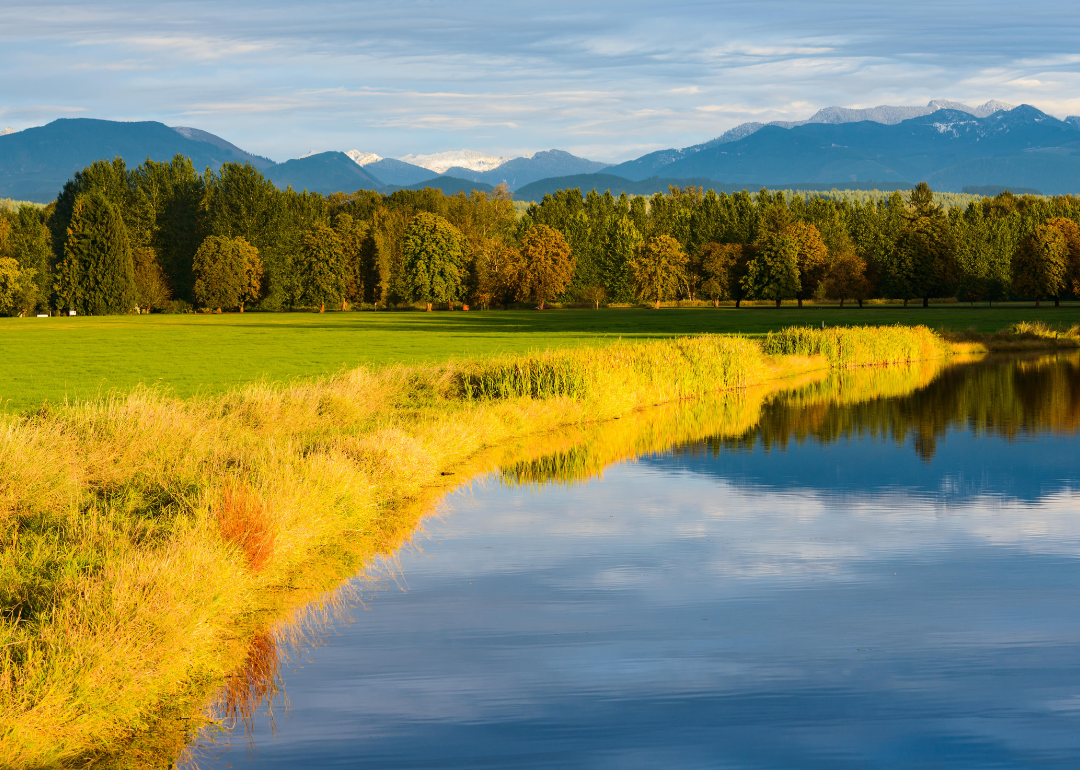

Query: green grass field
3,303,1079,411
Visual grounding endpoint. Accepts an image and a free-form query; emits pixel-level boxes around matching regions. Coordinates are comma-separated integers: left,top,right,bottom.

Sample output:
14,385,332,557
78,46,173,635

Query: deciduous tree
296,223,346,312
743,232,799,307
1012,224,1068,307
403,212,465,310
631,234,687,309
823,243,872,308
0,258,37,316
517,224,574,308
192,236,263,312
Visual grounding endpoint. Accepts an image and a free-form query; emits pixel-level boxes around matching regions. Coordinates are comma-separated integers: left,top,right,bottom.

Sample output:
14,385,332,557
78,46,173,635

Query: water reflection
184,352,1080,769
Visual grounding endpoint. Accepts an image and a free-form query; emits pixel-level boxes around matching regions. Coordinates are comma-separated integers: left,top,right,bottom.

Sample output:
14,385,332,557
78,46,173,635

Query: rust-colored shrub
218,483,275,572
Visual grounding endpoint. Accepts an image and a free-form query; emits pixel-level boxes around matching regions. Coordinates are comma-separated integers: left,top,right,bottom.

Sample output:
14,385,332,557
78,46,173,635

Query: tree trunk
857,298,863,308
448,301,453,311
775,298,781,308
903,298,908,308
714,298,719,308
319,303,325,313
654,299,660,310
1036,298,1041,308
1055,296,1060,307
736,299,741,308
239,303,244,313
342,299,348,311
840,298,844,308
426,302,433,312
922,297,929,308
798,298,803,308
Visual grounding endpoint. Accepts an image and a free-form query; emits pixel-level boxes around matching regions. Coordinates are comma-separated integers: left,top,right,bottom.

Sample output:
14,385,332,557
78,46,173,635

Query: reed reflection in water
188,352,1080,769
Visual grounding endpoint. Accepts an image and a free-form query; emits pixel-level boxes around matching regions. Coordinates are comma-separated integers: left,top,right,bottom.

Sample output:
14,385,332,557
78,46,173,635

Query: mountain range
3,99,1080,202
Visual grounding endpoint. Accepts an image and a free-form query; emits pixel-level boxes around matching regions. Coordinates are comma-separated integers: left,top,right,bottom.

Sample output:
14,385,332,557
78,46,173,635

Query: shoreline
0,324,1058,766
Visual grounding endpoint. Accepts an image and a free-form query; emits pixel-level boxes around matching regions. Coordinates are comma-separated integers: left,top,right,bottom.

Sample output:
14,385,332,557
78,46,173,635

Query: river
184,352,1080,769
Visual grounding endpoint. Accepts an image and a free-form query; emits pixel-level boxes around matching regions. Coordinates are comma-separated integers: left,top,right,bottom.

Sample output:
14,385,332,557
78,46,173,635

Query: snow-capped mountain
399,149,511,174
346,150,382,166
1,128,16,136
607,99,1020,180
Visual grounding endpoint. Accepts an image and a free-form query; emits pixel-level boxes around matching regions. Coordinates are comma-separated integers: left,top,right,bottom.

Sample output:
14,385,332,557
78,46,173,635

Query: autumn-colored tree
472,237,520,310
132,247,171,311
404,212,465,310
698,242,741,307
0,258,37,316
631,234,687,309
516,224,574,308
1012,224,1068,307
1045,217,1080,303
193,235,263,312
296,223,346,313
55,191,136,315
743,232,800,307
577,284,608,309
789,222,829,307
10,205,52,310
823,243,872,308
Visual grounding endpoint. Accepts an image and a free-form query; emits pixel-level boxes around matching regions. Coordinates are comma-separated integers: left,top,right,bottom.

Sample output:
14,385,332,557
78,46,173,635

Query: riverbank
0,325,952,766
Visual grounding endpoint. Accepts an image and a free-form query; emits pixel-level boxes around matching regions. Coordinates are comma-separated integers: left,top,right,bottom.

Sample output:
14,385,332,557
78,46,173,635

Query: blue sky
2,0,1080,163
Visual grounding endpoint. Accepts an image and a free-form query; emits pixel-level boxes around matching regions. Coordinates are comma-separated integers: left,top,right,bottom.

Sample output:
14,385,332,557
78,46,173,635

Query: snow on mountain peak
0,127,15,136
346,150,382,166
399,149,510,174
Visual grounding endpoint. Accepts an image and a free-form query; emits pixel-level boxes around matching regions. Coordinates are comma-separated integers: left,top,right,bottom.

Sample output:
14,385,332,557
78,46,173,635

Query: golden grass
0,328,956,767
942,321,1080,353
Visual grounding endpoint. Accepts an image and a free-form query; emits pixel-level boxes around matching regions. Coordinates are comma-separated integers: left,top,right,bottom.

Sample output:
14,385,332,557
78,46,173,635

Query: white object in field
68,310,77,316
37,314,48,318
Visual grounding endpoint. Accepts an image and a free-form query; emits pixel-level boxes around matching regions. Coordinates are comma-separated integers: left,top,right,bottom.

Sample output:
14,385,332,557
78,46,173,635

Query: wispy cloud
1,0,1079,162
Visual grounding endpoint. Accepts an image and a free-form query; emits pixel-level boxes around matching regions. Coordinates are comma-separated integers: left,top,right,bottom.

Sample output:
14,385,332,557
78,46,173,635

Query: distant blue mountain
265,151,383,194
0,118,270,201
637,105,1080,193
362,158,437,186
442,150,609,190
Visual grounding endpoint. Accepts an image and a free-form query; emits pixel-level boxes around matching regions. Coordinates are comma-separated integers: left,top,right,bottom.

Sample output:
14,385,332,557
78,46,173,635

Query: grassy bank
2,325,949,766
3,305,1078,411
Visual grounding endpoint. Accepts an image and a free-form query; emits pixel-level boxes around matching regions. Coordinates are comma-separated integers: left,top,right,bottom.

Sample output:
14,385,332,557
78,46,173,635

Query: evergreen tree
55,191,136,314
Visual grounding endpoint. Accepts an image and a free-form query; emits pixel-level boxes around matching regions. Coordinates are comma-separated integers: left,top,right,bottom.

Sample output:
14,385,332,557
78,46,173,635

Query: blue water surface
189,356,1080,769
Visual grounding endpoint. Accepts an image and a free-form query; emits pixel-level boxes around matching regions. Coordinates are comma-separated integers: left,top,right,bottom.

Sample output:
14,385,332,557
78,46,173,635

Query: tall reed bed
0,327,950,766
762,324,949,367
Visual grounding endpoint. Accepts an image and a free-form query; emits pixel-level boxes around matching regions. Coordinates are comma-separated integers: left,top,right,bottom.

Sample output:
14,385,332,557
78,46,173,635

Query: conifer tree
56,191,136,314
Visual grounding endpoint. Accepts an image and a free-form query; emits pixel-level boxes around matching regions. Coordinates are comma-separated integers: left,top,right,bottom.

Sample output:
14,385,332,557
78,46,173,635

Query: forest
1,154,1079,317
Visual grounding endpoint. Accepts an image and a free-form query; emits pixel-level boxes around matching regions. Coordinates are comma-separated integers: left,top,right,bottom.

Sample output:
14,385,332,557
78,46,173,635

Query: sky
3,0,1080,164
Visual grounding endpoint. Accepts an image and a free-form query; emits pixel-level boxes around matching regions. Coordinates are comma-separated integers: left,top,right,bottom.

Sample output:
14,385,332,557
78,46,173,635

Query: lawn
2,302,1078,411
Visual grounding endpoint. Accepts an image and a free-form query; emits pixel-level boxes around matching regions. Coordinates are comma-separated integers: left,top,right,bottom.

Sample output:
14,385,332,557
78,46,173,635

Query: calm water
188,353,1080,769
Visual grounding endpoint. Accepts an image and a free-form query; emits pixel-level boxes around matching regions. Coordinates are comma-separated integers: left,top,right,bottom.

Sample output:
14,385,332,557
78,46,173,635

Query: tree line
1,154,1079,316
